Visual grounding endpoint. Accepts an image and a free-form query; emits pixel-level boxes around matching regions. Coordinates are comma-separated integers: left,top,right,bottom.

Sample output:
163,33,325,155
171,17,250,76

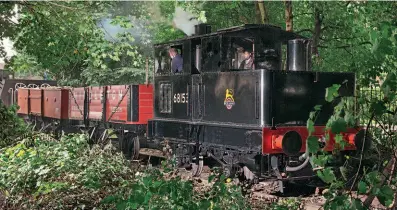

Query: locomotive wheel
222,164,241,178
191,156,203,177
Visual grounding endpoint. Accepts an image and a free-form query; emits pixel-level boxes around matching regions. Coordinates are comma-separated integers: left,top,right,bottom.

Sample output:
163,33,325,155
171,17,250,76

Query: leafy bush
0,134,249,209
269,198,302,210
102,167,248,210
307,79,397,209
0,134,134,209
0,102,28,148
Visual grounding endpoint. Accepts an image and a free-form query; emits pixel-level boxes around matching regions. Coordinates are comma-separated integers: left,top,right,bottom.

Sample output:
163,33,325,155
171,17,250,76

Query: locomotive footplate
148,119,270,178
146,118,334,189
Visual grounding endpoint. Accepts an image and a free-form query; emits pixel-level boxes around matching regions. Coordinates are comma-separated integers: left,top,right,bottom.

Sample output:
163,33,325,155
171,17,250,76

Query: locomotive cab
147,24,366,190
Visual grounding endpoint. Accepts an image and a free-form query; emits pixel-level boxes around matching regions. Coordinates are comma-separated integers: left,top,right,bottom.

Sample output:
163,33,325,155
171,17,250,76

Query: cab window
170,44,183,74
154,48,170,75
254,39,282,70
221,36,282,71
154,44,183,75
201,36,220,72
229,37,254,70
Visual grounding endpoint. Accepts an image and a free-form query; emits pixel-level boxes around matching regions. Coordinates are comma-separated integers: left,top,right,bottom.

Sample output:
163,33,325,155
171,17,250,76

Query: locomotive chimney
287,39,311,71
194,23,211,35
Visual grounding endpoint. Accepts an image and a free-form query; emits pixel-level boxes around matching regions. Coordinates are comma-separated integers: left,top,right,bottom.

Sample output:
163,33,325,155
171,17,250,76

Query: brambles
102,167,247,209
0,134,134,209
0,133,249,209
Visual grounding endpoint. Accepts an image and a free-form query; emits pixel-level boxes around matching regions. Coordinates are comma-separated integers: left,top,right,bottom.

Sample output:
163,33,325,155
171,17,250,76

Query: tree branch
294,12,314,17
321,26,328,32
44,1,80,10
320,36,360,41
5,16,18,25
318,42,372,49
350,112,374,192
343,47,353,56
295,29,313,34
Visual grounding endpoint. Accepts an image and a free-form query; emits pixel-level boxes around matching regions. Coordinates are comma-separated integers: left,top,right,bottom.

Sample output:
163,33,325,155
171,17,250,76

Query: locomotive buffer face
148,24,364,182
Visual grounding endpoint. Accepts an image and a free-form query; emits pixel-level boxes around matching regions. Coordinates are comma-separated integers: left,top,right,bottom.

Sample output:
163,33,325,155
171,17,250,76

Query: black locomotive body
147,24,364,187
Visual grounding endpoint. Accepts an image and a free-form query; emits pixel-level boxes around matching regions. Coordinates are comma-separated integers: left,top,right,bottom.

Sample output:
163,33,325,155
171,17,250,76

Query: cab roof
154,24,307,48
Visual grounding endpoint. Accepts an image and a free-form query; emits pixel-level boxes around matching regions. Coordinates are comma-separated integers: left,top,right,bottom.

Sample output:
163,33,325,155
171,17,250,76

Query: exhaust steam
172,7,201,36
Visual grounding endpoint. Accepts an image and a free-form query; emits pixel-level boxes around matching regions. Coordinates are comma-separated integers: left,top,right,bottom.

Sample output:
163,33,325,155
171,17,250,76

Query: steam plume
172,7,201,36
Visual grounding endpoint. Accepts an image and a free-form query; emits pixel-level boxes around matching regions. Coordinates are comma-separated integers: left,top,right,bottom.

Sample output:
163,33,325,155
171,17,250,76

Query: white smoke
99,17,151,44
172,7,201,36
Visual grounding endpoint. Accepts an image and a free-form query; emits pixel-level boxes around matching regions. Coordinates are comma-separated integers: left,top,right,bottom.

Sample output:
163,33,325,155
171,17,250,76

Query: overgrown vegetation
0,102,28,148
0,133,248,209
303,19,397,210
1,1,397,209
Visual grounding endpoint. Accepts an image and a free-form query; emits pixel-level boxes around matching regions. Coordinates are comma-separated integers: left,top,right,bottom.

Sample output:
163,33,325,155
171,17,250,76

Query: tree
284,1,292,31
2,1,147,86
0,2,17,58
256,1,269,24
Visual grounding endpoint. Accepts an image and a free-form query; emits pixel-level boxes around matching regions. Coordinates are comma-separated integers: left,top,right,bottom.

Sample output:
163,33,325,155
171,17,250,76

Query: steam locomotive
3,24,369,191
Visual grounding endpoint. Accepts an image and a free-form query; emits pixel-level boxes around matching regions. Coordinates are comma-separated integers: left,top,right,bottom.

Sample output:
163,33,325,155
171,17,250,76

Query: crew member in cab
239,50,254,70
169,48,183,73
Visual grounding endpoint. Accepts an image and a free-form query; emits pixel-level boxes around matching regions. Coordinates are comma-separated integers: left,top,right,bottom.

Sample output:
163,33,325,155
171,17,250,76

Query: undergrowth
0,103,28,148
0,133,249,209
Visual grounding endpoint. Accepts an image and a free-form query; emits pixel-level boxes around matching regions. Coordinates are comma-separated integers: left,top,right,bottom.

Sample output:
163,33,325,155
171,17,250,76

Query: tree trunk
312,8,322,57
283,1,293,70
284,1,293,31
254,1,262,24
145,57,149,85
257,1,268,24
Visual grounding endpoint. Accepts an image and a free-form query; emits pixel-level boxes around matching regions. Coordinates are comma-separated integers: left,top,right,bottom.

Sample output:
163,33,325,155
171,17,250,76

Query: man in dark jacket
169,48,183,73
239,50,254,70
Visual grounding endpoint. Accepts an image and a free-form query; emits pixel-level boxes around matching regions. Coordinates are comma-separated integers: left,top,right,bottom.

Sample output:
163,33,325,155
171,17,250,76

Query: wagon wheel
14,83,26,90
39,121,48,132
129,136,140,160
28,84,39,89
41,83,51,88
191,155,203,177
99,129,110,146
123,133,140,160
88,126,99,144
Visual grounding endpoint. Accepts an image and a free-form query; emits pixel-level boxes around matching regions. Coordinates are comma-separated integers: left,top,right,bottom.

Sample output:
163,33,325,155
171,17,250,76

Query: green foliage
102,164,247,210
308,76,396,209
307,136,319,153
268,198,301,210
0,102,28,148
317,168,336,184
358,181,368,194
329,118,347,134
6,51,45,78
325,84,341,103
0,134,248,209
2,1,147,86
0,2,17,58
0,133,134,209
